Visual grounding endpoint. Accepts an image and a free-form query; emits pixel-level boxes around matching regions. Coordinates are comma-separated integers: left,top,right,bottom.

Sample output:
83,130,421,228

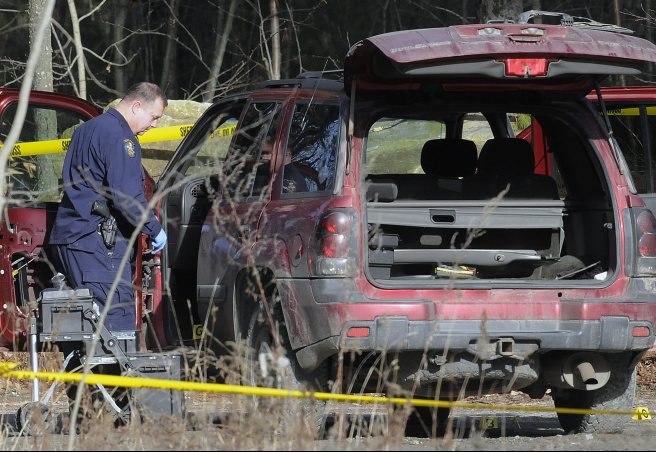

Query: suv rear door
0,89,100,349
258,94,343,348
345,23,656,92
151,95,246,346
195,99,283,349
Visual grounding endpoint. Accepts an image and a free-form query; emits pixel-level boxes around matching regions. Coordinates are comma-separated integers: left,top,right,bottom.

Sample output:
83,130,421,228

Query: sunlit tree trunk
614,0,626,86
205,0,237,102
67,0,86,99
270,0,280,80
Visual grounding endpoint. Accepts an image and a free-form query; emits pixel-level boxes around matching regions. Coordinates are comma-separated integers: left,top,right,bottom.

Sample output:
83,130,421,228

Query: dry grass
1,345,655,450
636,350,656,389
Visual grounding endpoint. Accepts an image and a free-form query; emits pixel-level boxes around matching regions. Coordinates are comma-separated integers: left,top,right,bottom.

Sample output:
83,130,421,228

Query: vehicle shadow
450,414,564,438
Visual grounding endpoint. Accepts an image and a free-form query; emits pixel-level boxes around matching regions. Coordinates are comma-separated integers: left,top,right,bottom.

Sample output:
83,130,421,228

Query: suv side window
281,103,339,195
182,118,238,178
224,101,281,201
1,102,86,201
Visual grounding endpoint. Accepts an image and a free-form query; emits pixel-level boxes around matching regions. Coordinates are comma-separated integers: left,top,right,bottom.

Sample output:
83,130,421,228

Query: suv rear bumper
340,316,654,352
296,316,654,370
280,278,656,370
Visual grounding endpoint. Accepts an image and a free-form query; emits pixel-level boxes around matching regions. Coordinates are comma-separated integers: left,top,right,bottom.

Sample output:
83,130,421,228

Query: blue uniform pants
50,230,136,331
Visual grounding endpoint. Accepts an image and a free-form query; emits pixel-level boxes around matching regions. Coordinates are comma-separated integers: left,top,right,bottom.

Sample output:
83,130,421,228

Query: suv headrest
420,139,478,178
477,138,535,177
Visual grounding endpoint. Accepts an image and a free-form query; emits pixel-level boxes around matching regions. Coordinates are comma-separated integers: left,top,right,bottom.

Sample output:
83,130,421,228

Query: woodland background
2,0,656,109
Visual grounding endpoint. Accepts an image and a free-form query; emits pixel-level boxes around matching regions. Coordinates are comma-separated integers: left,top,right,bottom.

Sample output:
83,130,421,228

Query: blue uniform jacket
49,108,162,245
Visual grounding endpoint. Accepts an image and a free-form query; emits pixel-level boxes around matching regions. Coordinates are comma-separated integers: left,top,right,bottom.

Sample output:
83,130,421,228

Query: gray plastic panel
394,248,543,266
367,200,565,229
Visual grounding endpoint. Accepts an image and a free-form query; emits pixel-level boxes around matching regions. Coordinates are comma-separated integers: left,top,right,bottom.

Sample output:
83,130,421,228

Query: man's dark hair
123,82,168,108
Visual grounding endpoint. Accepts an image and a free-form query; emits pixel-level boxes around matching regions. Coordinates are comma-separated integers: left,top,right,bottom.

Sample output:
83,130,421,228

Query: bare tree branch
67,0,87,99
50,18,80,96
78,0,108,22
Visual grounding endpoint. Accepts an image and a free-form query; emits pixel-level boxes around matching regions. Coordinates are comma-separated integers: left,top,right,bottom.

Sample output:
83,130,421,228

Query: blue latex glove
150,229,167,254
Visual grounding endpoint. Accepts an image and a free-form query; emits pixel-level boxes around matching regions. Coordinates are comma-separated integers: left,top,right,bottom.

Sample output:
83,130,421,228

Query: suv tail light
311,209,357,277
500,58,555,77
629,208,656,276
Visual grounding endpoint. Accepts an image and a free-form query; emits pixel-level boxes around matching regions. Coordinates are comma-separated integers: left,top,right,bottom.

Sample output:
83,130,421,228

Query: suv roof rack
257,70,343,91
515,10,634,34
296,69,344,81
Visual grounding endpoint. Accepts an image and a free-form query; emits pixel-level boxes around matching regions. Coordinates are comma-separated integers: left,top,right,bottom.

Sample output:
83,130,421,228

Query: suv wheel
245,286,326,434
552,354,636,434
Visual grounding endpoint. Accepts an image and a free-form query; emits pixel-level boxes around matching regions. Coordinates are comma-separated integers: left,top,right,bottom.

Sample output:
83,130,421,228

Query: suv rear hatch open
345,23,656,91
345,22,656,285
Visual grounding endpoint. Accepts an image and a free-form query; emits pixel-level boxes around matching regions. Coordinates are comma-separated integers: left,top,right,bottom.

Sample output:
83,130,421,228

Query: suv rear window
366,119,445,175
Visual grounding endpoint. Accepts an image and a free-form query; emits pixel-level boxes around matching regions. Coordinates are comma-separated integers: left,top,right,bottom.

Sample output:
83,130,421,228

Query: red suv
151,14,656,434
4,13,656,436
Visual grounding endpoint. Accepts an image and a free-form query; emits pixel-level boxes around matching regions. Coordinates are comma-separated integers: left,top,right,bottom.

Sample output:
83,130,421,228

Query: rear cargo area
362,100,616,283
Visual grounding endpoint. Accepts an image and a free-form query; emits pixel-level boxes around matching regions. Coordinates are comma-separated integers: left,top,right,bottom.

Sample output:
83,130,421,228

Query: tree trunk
270,0,281,80
160,0,180,99
479,0,523,22
113,0,128,95
614,0,626,86
29,0,53,93
614,0,622,27
646,0,653,43
28,0,57,194
204,0,238,102
0,0,55,207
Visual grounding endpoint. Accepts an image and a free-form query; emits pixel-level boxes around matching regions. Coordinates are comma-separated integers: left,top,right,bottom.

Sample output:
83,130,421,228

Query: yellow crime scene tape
0,361,649,418
607,106,656,116
2,123,236,158
3,106,652,158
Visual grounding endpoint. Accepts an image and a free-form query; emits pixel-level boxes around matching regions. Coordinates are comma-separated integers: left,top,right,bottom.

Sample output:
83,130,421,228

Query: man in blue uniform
49,82,167,332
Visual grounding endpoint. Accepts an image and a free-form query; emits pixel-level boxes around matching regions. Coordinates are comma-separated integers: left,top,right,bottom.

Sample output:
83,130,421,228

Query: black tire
245,287,326,434
404,405,451,438
552,354,636,434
